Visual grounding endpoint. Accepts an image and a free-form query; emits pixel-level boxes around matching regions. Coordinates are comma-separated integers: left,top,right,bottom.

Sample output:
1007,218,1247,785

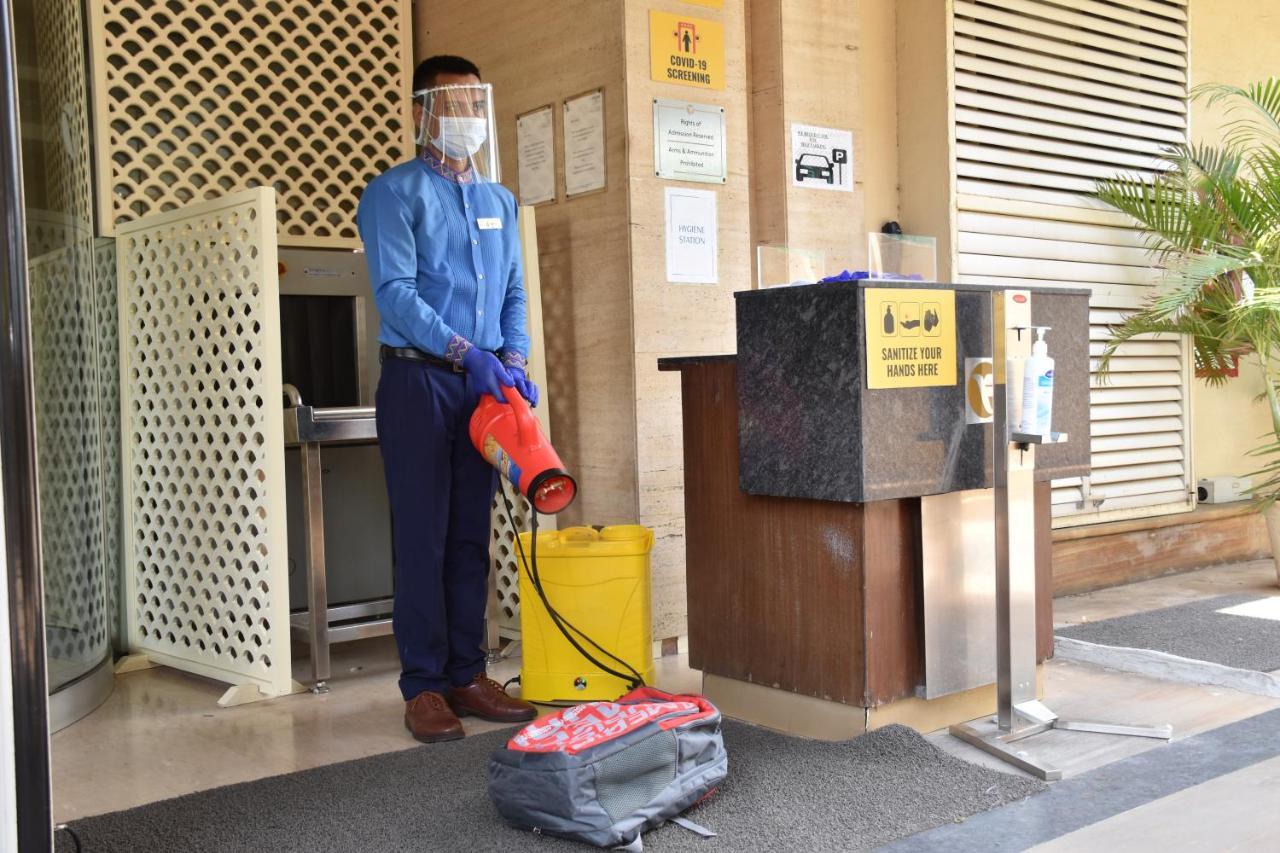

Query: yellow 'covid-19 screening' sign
864,288,958,389
649,11,725,91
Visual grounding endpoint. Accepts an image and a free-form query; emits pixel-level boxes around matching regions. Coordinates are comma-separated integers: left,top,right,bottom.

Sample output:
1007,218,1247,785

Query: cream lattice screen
490,491,531,637
88,0,413,249
118,187,292,700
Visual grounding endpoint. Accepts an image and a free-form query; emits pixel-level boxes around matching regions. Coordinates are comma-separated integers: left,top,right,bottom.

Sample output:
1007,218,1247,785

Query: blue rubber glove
461,346,514,402
508,366,540,407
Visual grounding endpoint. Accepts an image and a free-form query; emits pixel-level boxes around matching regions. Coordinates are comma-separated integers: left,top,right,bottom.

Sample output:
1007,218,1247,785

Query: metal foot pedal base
1053,719,1172,739
950,720,1064,780
950,700,1172,781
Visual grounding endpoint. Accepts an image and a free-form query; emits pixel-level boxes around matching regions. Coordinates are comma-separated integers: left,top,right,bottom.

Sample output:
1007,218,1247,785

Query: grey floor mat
1056,593,1280,672
56,720,1044,853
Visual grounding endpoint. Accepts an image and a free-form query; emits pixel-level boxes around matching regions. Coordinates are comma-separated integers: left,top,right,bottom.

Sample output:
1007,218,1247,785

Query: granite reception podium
660,281,1091,738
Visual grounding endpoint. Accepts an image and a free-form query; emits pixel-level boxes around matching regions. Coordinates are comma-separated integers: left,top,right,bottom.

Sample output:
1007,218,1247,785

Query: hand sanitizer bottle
1019,327,1054,436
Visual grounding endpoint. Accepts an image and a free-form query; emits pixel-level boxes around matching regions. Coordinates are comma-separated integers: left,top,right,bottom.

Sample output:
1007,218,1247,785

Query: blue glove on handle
460,345,514,402
508,366,540,407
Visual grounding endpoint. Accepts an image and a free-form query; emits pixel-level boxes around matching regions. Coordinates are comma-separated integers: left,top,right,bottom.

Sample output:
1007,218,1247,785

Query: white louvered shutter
951,0,1194,525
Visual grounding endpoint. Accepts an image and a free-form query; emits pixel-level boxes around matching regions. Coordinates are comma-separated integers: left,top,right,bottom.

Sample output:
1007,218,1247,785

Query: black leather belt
379,344,458,371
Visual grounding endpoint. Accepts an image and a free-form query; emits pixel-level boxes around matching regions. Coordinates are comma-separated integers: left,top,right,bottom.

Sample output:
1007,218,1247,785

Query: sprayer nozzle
531,471,577,514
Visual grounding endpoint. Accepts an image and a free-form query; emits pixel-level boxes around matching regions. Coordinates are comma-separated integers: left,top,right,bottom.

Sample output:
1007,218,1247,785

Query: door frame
1,0,55,850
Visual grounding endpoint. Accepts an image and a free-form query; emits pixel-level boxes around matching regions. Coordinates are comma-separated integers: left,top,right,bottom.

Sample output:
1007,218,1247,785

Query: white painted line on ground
1216,596,1280,621
1054,637,1280,699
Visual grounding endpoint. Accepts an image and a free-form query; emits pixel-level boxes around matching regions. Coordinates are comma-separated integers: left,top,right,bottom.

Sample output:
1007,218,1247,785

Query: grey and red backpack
487,687,728,849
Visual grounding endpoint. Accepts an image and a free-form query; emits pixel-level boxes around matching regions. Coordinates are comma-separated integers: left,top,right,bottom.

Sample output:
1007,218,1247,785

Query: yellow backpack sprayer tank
517,526,655,702
469,387,648,700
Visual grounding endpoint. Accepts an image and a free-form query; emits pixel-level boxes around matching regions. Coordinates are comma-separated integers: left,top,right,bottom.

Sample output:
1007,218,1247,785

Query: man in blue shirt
358,55,538,743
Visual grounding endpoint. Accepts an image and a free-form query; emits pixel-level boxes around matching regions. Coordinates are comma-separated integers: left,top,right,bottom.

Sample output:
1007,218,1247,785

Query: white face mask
431,116,489,159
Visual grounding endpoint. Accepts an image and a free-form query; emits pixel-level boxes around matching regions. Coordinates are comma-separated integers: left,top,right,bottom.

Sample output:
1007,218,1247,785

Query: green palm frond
1119,249,1263,334
1095,170,1225,260
1194,79,1280,150
1178,141,1243,188
1236,148,1280,236
1093,79,1280,501
1093,143,1251,261
1246,434,1280,510
1097,301,1247,387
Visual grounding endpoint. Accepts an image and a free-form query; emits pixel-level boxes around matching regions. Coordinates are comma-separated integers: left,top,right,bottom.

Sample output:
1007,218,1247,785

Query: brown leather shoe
404,691,464,743
447,673,537,723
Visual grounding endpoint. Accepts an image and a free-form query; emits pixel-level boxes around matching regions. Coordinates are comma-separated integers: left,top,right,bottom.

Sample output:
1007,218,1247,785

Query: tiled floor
51,559,1280,850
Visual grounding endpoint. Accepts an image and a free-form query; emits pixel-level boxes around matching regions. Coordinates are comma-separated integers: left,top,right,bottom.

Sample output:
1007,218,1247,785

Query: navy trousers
376,356,497,700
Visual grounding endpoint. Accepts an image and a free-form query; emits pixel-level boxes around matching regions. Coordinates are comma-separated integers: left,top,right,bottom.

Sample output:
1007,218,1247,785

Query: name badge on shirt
477,217,503,230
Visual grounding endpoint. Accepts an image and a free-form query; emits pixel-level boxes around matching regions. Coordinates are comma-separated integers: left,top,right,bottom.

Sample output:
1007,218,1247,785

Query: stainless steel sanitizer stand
949,289,1173,781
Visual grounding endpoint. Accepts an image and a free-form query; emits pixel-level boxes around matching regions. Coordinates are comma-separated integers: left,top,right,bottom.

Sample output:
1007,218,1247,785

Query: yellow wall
1188,1,1280,479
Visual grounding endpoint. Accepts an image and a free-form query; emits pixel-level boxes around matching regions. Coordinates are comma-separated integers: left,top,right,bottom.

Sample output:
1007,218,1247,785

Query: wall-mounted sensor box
1197,476,1252,504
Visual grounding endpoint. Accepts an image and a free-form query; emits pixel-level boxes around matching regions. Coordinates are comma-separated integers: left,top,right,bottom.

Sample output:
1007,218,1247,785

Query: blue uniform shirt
356,157,529,361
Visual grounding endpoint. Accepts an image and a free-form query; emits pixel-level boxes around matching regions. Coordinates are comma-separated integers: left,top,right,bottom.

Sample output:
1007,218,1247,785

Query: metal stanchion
949,289,1172,781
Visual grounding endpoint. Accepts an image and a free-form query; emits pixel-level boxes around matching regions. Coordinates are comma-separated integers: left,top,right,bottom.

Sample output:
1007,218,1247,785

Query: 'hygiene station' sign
649,11,725,90
864,288,957,389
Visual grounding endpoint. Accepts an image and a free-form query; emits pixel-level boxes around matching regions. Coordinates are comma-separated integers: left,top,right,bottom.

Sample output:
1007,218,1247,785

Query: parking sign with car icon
791,123,854,191
795,152,834,184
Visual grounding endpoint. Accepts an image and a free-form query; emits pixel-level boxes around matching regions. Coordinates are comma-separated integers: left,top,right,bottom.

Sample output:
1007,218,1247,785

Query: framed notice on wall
516,105,555,206
563,89,606,197
653,98,726,184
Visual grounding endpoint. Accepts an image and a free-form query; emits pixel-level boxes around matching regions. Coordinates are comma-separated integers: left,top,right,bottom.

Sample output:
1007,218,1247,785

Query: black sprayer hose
503,495,642,690
528,513,644,685
498,481,644,691
497,482,637,679
500,485,643,689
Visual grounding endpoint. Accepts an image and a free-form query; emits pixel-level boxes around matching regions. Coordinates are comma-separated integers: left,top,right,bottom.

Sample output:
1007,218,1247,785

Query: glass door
13,0,117,726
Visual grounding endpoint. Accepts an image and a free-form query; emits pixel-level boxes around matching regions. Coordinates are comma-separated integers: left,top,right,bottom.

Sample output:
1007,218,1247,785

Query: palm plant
1093,79,1280,511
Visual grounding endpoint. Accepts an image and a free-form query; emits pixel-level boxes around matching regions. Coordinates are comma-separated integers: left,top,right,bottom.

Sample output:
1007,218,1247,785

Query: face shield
414,83,499,183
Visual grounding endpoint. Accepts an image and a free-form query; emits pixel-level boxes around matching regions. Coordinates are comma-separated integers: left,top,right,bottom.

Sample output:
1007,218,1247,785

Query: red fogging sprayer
470,385,577,514
469,385,645,692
